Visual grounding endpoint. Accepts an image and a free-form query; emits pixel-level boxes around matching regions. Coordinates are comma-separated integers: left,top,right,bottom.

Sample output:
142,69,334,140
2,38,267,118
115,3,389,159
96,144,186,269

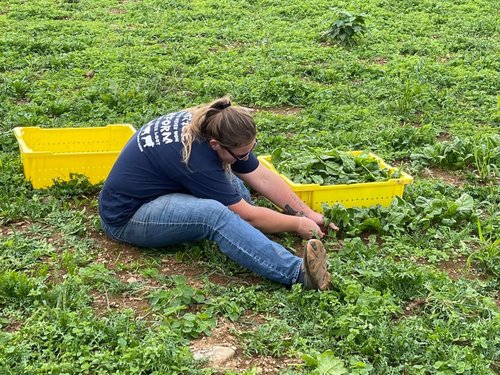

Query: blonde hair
181,97,257,164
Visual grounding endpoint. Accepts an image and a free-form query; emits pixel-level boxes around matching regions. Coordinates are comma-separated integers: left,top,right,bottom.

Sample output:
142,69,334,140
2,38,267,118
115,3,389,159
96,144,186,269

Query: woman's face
210,138,257,164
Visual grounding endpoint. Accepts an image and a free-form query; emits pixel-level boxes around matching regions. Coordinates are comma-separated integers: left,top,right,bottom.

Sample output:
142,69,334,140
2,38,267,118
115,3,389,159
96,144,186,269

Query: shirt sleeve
231,152,259,174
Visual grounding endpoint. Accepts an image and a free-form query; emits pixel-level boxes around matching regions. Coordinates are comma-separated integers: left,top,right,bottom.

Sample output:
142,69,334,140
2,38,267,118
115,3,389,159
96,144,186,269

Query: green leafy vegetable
271,148,401,185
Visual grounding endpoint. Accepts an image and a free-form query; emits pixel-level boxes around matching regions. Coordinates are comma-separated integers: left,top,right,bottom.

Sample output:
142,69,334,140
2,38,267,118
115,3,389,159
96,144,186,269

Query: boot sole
304,239,331,290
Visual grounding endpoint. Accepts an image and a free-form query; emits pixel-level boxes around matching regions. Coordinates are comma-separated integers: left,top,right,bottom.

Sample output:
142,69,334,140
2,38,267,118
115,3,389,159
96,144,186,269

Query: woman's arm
233,163,338,236
228,198,323,239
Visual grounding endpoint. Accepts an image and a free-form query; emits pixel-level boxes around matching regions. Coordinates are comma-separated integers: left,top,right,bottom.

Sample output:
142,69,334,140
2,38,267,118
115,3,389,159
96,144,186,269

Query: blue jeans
100,176,302,286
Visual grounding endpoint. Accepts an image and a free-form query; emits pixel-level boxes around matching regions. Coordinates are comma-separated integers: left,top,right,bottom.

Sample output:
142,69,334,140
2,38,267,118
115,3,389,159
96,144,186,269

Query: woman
99,97,337,290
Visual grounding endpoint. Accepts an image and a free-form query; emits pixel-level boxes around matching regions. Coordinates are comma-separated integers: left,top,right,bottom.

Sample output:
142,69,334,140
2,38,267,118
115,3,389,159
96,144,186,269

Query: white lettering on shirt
137,111,193,151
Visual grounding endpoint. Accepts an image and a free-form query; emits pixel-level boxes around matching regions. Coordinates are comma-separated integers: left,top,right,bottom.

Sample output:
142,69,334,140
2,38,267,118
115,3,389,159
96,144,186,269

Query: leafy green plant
323,193,475,237
411,137,473,169
206,294,245,322
0,270,39,307
272,148,400,185
0,234,55,272
301,350,348,374
410,193,475,231
467,219,500,276
148,275,205,312
472,134,499,180
238,317,295,356
321,8,368,47
78,264,129,293
388,79,429,123
49,173,102,199
411,134,499,181
165,311,215,338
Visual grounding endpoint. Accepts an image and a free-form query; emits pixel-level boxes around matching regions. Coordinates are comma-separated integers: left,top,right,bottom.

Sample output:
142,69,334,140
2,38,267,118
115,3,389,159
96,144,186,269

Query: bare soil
264,107,302,116
438,256,483,281
190,317,302,374
420,166,465,186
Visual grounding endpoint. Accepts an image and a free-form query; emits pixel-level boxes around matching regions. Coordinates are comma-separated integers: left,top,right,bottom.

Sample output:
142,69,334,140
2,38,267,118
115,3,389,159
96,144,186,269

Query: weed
149,275,205,312
472,134,499,180
467,219,500,277
206,294,245,322
321,8,368,47
0,270,40,308
0,234,55,272
164,311,215,338
238,317,295,356
78,264,129,293
301,349,349,374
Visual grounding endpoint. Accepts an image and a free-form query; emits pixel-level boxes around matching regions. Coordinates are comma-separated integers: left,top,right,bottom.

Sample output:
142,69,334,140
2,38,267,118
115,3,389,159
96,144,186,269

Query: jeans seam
129,219,207,226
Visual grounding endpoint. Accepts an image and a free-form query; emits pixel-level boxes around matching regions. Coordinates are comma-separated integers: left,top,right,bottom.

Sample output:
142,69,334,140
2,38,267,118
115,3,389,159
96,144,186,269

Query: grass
0,0,499,373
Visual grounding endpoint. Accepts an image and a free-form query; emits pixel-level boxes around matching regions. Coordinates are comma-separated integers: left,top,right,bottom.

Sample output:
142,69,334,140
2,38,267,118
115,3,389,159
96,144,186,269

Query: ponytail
181,97,256,164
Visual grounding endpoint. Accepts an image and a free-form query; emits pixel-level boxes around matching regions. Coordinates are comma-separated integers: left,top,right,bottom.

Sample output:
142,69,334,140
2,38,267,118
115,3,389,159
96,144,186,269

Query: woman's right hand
297,216,325,239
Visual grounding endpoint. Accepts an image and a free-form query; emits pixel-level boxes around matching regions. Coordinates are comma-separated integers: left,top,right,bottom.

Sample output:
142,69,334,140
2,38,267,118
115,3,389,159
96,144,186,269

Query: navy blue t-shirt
99,110,259,226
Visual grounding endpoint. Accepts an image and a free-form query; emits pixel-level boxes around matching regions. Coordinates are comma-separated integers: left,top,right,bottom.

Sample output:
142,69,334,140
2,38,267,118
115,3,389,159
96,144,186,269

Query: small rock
192,345,236,364
126,276,138,283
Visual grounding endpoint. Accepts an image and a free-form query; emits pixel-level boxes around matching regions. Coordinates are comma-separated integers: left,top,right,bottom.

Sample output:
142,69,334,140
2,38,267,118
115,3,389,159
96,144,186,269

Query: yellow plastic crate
13,124,136,188
258,152,413,213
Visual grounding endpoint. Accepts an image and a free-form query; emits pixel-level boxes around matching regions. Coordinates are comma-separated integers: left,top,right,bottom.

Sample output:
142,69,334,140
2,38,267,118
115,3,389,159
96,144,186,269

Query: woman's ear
208,138,220,150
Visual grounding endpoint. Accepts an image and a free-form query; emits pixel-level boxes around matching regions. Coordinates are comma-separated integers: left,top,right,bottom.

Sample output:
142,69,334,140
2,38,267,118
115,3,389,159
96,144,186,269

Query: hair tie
221,102,231,109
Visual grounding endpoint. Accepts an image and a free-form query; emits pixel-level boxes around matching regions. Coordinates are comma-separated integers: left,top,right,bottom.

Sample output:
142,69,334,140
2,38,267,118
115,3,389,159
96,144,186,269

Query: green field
0,0,499,373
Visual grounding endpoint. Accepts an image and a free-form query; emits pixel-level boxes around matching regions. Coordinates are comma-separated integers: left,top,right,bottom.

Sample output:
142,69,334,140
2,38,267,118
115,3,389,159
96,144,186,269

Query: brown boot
301,239,331,291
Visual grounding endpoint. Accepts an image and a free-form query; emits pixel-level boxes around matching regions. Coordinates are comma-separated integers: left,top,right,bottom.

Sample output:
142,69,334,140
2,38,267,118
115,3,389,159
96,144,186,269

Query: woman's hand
307,212,339,232
297,216,325,239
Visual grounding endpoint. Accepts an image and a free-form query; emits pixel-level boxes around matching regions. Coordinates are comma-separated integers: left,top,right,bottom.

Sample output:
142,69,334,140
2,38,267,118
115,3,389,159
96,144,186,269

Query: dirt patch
373,57,388,65
437,132,451,142
91,290,152,319
109,8,127,14
420,167,465,186
219,354,301,375
400,111,423,127
190,318,239,353
264,107,302,116
439,55,451,64
191,317,302,374
3,319,22,333
0,220,33,236
93,233,149,268
15,98,30,105
439,256,483,281
403,299,426,316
